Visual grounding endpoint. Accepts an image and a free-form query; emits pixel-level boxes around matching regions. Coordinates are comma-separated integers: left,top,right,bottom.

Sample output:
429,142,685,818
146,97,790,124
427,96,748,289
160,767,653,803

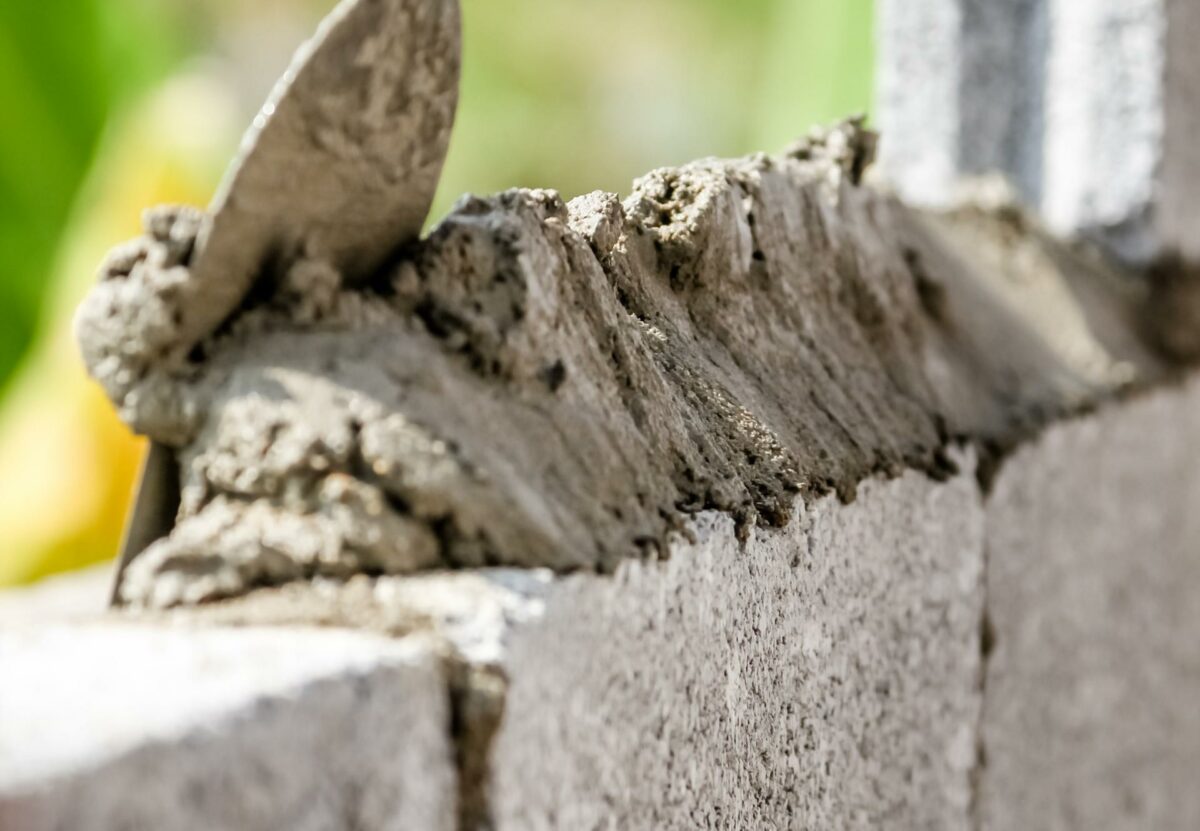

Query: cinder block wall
4,4,1199,830
6,382,1199,830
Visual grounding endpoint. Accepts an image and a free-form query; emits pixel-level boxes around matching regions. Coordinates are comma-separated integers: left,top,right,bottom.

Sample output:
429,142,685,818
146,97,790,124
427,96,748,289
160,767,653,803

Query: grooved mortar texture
75,123,1165,607
58,102,1200,829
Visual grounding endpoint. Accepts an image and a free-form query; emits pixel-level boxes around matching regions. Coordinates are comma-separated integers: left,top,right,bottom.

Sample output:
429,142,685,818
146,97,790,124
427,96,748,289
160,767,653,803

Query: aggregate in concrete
6,381,1200,829
490,461,986,830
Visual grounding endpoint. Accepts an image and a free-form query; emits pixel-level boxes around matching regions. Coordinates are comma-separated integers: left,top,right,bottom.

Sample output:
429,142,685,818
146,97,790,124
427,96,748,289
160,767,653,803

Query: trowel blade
176,0,462,358
111,442,181,606
112,0,462,606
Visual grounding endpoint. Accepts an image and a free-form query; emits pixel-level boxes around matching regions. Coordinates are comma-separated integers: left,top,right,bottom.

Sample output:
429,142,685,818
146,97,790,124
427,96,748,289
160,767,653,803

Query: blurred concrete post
878,0,1199,265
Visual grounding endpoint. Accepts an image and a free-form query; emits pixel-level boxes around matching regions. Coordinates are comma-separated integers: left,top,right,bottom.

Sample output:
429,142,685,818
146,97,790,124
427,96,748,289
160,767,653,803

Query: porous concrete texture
879,0,1198,265
0,625,456,831
980,377,1200,830
490,461,985,829
478,379,1200,830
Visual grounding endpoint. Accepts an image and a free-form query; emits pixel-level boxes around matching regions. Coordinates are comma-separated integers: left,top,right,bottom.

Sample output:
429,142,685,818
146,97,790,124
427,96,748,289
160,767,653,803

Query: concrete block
0,566,108,628
0,625,456,831
876,0,967,204
879,0,1199,263
490,462,986,829
878,0,1047,208
1160,0,1200,262
981,378,1200,829
1040,0,1173,263
33,0,1198,814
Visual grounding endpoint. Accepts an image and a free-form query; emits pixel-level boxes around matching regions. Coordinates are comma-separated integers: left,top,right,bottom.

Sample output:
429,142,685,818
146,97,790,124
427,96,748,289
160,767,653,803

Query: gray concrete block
879,0,1048,208
877,0,966,205
1161,0,1200,261
981,377,1200,830
0,566,108,628
879,0,1198,264
489,462,986,829
0,625,456,831
1041,0,1171,263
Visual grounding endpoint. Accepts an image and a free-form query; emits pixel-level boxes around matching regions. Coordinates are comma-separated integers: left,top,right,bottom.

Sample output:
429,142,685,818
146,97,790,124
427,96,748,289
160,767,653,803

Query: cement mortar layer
75,121,1171,607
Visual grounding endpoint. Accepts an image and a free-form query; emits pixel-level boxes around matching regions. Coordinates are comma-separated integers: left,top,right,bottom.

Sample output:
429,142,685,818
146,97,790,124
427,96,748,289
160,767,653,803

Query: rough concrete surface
880,0,1198,266
1162,0,1200,264
478,379,1200,831
156,569,551,666
0,625,456,831
75,122,1167,608
876,0,964,205
1041,0,1166,263
6,368,1200,830
980,377,1200,830
490,460,985,830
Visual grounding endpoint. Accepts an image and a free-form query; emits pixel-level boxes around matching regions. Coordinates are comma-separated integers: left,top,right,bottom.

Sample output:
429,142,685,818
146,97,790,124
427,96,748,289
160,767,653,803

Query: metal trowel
111,0,462,605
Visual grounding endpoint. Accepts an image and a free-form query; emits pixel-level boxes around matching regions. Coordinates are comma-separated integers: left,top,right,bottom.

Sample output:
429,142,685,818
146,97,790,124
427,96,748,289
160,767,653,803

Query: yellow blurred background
0,0,873,587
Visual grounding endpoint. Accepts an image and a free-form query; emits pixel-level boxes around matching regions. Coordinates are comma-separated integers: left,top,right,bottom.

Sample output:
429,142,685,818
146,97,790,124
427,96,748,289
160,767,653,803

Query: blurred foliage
0,0,194,392
0,0,873,586
0,73,242,586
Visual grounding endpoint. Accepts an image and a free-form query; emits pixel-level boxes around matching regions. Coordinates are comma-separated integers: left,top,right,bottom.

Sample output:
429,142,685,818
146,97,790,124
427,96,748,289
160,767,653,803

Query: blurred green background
0,0,873,586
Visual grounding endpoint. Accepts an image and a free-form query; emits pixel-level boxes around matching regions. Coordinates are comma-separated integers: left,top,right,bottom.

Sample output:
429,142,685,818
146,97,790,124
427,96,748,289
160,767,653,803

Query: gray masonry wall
486,382,1200,829
5,379,1200,829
